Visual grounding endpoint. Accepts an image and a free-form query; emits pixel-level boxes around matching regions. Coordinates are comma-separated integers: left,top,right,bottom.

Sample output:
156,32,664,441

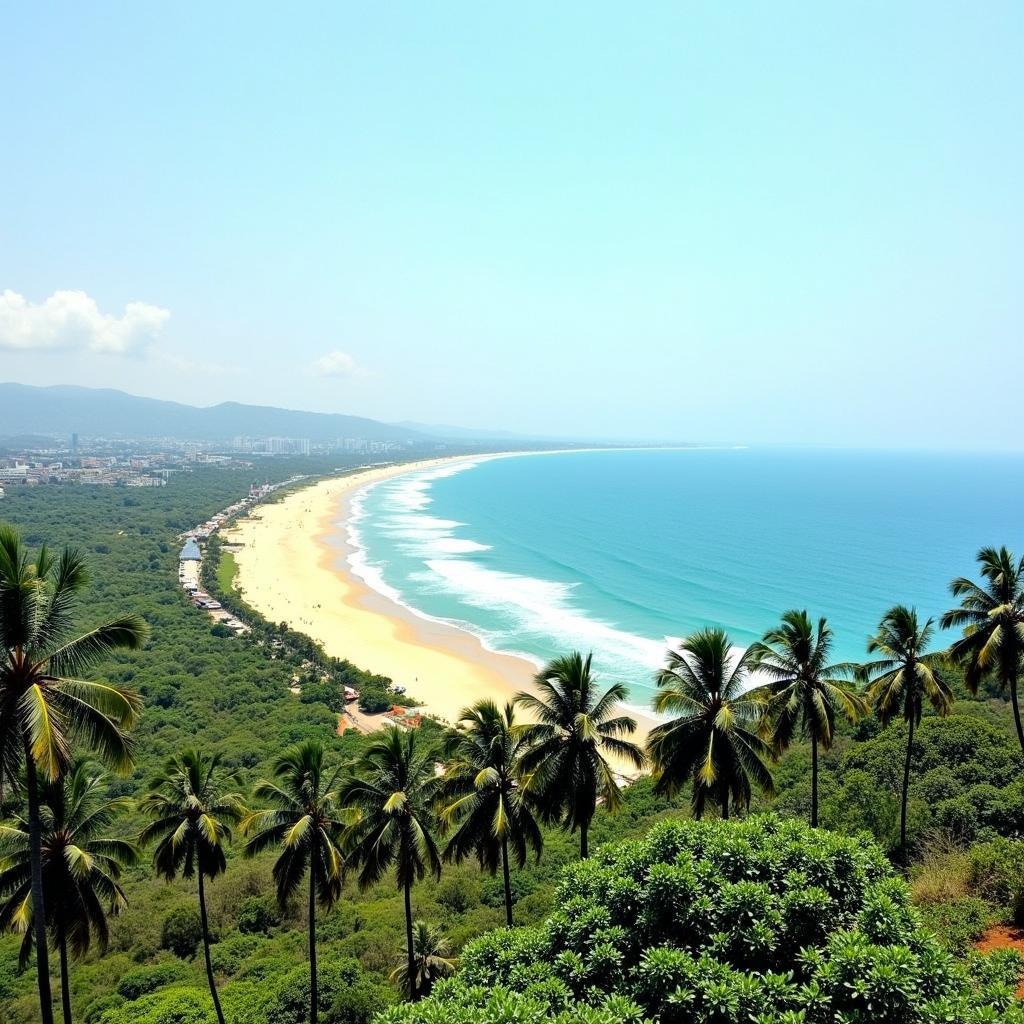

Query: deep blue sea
345,448,1024,710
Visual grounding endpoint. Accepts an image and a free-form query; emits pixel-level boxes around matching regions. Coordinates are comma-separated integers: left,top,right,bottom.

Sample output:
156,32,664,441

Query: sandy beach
227,454,658,741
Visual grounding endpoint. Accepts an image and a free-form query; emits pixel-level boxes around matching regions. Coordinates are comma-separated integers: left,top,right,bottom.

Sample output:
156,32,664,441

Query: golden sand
228,455,657,740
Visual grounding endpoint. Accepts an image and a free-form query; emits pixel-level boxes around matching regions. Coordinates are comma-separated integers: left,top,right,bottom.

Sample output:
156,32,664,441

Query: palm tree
941,546,1024,753
139,751,246,1024
861,606,953,858
339,727,443,1001
438,701,542,926
242,741,344,1024
647,628,775,819
388,920,455,999
0,524,146,1024
747,611,866,827
513,652,645,858
0,760,137,1024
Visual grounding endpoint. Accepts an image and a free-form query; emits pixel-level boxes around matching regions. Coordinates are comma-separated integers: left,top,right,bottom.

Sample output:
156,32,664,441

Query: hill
0,382,429,443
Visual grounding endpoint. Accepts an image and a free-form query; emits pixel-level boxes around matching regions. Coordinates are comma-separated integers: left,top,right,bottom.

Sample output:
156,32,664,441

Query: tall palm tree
747,611,866,827
242,741,344,1024
647,628,775,819
139,751,246,1024
513,652,645,858
0,524,146,1024
941,546,1024,753
0,760,137,1024
861,606,953,858
438,701,542,926
388,920,455,999
339,727,442,1001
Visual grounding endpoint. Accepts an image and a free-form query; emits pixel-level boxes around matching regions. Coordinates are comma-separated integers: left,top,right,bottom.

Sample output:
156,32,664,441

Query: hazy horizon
2,4,1022,449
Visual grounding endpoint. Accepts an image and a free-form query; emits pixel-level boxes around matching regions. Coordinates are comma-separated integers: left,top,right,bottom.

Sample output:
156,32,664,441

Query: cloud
313,349,364,377
0,289,170,354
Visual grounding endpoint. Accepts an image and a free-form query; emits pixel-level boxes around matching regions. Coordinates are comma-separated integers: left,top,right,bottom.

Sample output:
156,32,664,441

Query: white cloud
313,349,363,377
0,289,170,354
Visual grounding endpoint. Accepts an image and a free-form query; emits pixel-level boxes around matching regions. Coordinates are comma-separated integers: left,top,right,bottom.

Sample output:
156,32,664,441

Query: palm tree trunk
197,870,225,1024
721,792,730,820
24,741,55,1024
500,836,513,927
580,818,590,859
403,878,416,1001
1009,671,1024,754
58,923,72,1024
308,863,318,1024
899,716,915,861
811,734,819,828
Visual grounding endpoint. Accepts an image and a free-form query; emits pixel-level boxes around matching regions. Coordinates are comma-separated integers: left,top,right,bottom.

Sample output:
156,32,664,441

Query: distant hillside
0,383,429,443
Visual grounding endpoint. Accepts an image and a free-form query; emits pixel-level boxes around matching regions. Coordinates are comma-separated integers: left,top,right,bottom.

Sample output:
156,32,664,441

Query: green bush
237,894,283,935
379,816,1024,1024
116,959,190,1000
161,906,204,959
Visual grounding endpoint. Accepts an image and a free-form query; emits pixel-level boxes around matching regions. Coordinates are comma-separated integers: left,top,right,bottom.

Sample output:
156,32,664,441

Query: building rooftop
180,538,202,561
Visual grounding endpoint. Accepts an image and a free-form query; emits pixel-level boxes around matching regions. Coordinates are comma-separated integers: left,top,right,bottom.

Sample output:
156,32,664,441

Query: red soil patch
976,925,1024,998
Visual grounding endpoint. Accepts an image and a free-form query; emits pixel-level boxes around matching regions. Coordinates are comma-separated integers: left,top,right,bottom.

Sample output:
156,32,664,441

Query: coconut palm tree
647,628,775,819
388,920,455,999
0,760,137,1024
0,524,146,1024
339,727,443,1001
941,546,1024,753
861,606,953,859
438,701,542,926
747,611,866,827
139,751,246,1024
513,652,645,858
242,741,344,1024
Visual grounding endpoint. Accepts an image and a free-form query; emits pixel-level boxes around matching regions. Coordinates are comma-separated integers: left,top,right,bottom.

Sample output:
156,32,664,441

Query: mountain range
0,383,430,443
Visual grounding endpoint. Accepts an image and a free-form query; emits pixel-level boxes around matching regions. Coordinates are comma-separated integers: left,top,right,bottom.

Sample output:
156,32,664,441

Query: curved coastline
227,452,659,738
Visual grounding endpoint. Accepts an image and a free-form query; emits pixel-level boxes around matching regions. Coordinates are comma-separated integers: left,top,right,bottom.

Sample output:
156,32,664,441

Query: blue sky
1,4,1021,446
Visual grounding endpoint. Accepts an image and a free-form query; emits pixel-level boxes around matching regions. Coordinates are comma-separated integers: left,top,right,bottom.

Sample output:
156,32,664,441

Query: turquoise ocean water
344,448,1024,710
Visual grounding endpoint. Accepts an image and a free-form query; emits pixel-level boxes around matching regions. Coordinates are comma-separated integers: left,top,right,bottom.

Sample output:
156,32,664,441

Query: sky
1,3,1021,447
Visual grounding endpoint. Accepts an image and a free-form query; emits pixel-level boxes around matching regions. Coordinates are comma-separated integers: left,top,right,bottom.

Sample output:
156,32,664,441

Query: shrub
161,906,204,959
237,894,282,934
116,959,190,1000
378,816,1024,1024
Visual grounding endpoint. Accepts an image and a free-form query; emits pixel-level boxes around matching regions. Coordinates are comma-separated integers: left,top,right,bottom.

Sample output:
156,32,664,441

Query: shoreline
227,452,661,742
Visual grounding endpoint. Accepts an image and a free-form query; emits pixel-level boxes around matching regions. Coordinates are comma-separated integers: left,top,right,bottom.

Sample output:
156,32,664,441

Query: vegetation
862,606,954,857
0,524,147,1024
647,628,774,819
139,750,246,1024
0,760,137,1024
340,728,443,1001
242,741,346,1024
438,701,542,927
1,476,1023,1024
943,545,1024,752
385,816,1024,1024
514,652,645,857
747,610,864,826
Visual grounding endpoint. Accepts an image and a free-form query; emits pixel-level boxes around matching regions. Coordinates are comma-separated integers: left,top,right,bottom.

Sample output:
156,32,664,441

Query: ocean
344,448,1024,710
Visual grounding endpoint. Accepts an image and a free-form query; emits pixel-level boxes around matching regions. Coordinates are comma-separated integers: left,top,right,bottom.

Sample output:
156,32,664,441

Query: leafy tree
514,652,644,858
340,727,443,1000
862,606,953,858
942,546,1024,752
242,740,345,1024
388,920,455,1000
0,760,137,1024
439,701,542,926
139,750,245,1024
0,524,146,1024
379,816,1024,1024
747,610,866,826
647,628,774,818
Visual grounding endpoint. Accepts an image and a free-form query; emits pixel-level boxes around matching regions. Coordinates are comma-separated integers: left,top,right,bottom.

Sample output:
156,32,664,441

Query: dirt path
976,925,1024,998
